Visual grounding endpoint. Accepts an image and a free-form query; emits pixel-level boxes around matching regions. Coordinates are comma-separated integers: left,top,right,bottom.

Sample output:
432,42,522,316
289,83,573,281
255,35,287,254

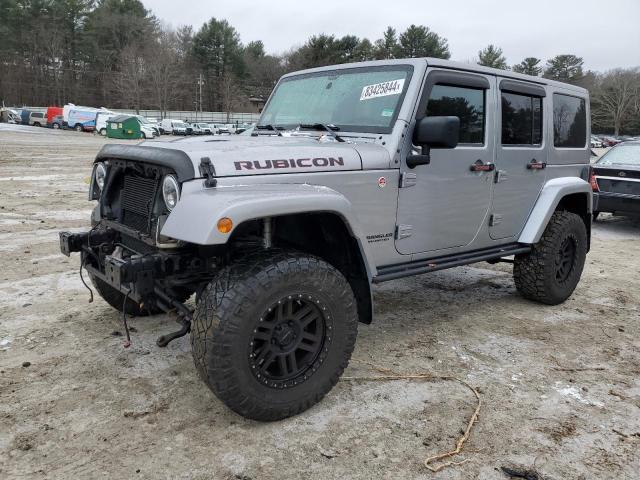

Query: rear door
395,69,496,254
490,79,547,240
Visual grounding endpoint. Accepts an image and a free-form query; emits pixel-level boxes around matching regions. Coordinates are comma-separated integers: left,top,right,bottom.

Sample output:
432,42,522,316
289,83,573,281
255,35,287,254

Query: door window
426,85,485,144
501,92,542,145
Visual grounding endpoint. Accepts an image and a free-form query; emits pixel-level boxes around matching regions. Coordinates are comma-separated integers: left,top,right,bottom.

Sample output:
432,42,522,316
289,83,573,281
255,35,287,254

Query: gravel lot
1,125,639,480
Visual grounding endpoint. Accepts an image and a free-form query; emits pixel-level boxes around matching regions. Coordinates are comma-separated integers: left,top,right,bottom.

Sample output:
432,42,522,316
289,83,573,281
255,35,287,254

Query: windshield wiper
254,124,283,136
297,123,345,142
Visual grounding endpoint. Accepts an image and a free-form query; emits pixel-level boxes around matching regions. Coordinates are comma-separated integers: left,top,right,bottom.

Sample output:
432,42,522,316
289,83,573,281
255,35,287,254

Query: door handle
527,159,547,170
470,160,495,172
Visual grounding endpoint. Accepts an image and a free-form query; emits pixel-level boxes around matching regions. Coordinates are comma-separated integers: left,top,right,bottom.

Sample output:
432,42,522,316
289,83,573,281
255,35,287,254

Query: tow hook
154,287,194,347
156,312,191,347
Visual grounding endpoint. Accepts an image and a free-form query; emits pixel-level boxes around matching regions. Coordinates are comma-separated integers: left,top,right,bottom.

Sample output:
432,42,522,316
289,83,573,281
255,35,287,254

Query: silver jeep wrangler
60,58,592,421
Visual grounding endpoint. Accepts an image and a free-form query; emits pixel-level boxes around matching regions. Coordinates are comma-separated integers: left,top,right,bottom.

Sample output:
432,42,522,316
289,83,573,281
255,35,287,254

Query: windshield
259,65,413,134
173,122,186,127
597,144,640,166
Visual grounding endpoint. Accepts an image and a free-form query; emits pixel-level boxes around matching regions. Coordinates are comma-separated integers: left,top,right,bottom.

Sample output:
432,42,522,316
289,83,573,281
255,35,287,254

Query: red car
600,136,621,147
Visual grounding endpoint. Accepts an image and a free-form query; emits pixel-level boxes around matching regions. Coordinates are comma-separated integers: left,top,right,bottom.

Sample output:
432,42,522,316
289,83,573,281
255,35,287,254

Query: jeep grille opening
121,175,158,234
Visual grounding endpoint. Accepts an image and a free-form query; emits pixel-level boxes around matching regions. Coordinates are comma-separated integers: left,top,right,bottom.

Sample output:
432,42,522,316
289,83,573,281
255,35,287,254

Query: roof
283,57,588,95
107,115,135,123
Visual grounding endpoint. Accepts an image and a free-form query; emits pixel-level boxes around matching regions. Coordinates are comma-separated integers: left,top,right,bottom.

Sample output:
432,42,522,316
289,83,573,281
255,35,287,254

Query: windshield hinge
395,224,413,240
399,172,417,188
199,157,217,188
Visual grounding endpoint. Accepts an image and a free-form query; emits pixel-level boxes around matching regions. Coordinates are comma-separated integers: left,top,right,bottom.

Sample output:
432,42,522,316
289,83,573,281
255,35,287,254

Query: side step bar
373,243,531,283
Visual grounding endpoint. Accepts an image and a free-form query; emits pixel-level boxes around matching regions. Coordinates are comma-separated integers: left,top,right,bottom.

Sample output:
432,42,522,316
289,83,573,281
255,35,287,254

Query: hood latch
199,157,217,188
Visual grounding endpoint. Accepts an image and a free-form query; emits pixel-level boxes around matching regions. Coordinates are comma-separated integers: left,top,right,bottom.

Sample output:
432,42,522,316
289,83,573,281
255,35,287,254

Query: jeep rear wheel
513,211,587,305
190,250,358,421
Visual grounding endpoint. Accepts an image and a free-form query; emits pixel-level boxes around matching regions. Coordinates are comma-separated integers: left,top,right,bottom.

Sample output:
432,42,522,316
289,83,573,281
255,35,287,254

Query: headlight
95,162,107,191
162,175,180,211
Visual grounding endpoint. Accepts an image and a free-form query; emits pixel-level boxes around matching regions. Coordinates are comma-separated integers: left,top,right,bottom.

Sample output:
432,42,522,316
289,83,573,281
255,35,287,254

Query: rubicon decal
234,157,345,171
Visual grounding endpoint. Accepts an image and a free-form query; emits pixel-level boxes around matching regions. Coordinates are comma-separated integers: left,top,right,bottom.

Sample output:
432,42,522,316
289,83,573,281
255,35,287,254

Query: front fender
519,177,592,244
161,183,376,277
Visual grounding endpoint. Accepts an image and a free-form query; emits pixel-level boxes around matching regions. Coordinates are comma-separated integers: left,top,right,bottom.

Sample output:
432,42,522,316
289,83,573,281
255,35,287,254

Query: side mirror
407,116,460,168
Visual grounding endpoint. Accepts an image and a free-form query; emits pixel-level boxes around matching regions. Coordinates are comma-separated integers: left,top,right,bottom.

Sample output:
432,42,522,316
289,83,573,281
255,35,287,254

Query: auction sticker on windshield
360,78,405,101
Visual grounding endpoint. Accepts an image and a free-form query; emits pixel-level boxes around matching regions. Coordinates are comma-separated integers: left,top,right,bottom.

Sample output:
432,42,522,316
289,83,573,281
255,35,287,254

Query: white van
160,119,188,135
95,110,117,136
63,104,113,132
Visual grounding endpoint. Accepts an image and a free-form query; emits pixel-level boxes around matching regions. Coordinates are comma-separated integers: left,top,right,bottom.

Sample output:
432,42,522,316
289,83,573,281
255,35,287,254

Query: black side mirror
407,116,460,168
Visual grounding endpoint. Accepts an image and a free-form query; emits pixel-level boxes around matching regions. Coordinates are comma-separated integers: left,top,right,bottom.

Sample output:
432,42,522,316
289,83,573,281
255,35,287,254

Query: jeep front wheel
89,273,160,316
513,211,587,305
190,250,358,421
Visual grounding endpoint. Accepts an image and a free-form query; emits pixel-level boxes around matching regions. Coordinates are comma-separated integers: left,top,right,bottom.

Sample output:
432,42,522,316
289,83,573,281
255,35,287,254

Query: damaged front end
60,150,218,346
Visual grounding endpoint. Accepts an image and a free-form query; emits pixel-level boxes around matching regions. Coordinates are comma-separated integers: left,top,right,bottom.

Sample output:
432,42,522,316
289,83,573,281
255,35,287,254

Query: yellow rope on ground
342,363,482,473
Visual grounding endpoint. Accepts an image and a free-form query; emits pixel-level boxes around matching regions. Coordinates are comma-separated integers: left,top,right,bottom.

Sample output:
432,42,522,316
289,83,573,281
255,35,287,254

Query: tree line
1,0,638,134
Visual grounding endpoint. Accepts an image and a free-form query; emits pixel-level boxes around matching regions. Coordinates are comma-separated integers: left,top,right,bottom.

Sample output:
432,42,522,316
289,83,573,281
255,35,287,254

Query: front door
396,69,496,255
490,79,547,240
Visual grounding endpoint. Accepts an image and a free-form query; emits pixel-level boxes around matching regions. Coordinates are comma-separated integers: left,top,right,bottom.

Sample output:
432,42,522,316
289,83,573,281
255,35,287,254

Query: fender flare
161,183,377,279
518,177,592,244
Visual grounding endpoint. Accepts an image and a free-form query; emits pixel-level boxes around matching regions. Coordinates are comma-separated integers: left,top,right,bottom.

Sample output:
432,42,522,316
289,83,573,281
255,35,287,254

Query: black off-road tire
190,250,358,421
514,211,587,305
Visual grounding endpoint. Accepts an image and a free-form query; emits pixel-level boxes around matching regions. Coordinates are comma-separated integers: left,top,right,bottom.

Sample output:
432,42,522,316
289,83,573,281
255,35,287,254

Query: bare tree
592,68,640,136
220,72,244,122
147,29,185,116
114,46,148,113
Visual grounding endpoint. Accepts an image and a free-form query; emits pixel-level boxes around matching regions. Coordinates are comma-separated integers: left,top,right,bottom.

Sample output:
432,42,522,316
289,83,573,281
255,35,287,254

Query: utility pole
195,73,204,121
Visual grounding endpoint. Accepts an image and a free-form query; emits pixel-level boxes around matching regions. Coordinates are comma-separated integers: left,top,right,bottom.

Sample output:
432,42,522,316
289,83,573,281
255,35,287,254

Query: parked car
134,115,160,137
191,123,204,135
590,135,603,148
46,106,63,126
95,110,118,136
64,104,110,132
600,136,621,147
159,119,188,135
235,123,253,134
50,115,65,129
28,111,46,127
211,123,230,134
591,141,640,219
194,123,212,134
61,57,593,421
19,109,30,125
0,107,20,124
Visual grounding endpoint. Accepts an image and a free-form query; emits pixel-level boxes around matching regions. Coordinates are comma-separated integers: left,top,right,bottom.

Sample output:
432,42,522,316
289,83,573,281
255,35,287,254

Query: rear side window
32,112,43,118
426,85,485,144
501,92,542,145
553,94,587,148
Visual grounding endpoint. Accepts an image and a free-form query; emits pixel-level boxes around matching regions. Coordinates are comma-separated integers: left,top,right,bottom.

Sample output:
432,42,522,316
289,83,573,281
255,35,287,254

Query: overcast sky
143,0,640,72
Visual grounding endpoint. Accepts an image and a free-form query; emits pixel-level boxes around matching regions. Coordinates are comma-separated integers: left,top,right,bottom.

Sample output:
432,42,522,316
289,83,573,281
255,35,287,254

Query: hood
131,135,387,178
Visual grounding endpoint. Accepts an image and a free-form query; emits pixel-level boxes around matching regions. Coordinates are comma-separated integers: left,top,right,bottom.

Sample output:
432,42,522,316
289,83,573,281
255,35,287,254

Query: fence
12,107,260,125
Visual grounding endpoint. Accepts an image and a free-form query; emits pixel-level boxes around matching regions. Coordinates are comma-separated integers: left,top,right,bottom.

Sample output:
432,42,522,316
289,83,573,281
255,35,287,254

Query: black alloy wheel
555,236,577,283
248,294,332,389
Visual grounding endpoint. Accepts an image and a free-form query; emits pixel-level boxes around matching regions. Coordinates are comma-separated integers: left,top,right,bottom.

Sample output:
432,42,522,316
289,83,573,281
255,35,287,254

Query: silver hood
97,135,392,180
145,135,367,177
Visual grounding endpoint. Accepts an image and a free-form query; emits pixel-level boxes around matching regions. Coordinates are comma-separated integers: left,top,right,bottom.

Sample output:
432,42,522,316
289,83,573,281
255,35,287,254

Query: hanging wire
121,291,132,348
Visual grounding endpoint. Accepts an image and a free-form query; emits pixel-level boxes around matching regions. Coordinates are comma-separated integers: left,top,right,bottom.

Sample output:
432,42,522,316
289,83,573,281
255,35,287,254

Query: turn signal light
217,217,233,234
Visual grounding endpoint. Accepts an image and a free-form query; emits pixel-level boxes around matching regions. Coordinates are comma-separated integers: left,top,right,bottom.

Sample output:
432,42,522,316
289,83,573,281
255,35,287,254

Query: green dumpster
106,115,153,139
